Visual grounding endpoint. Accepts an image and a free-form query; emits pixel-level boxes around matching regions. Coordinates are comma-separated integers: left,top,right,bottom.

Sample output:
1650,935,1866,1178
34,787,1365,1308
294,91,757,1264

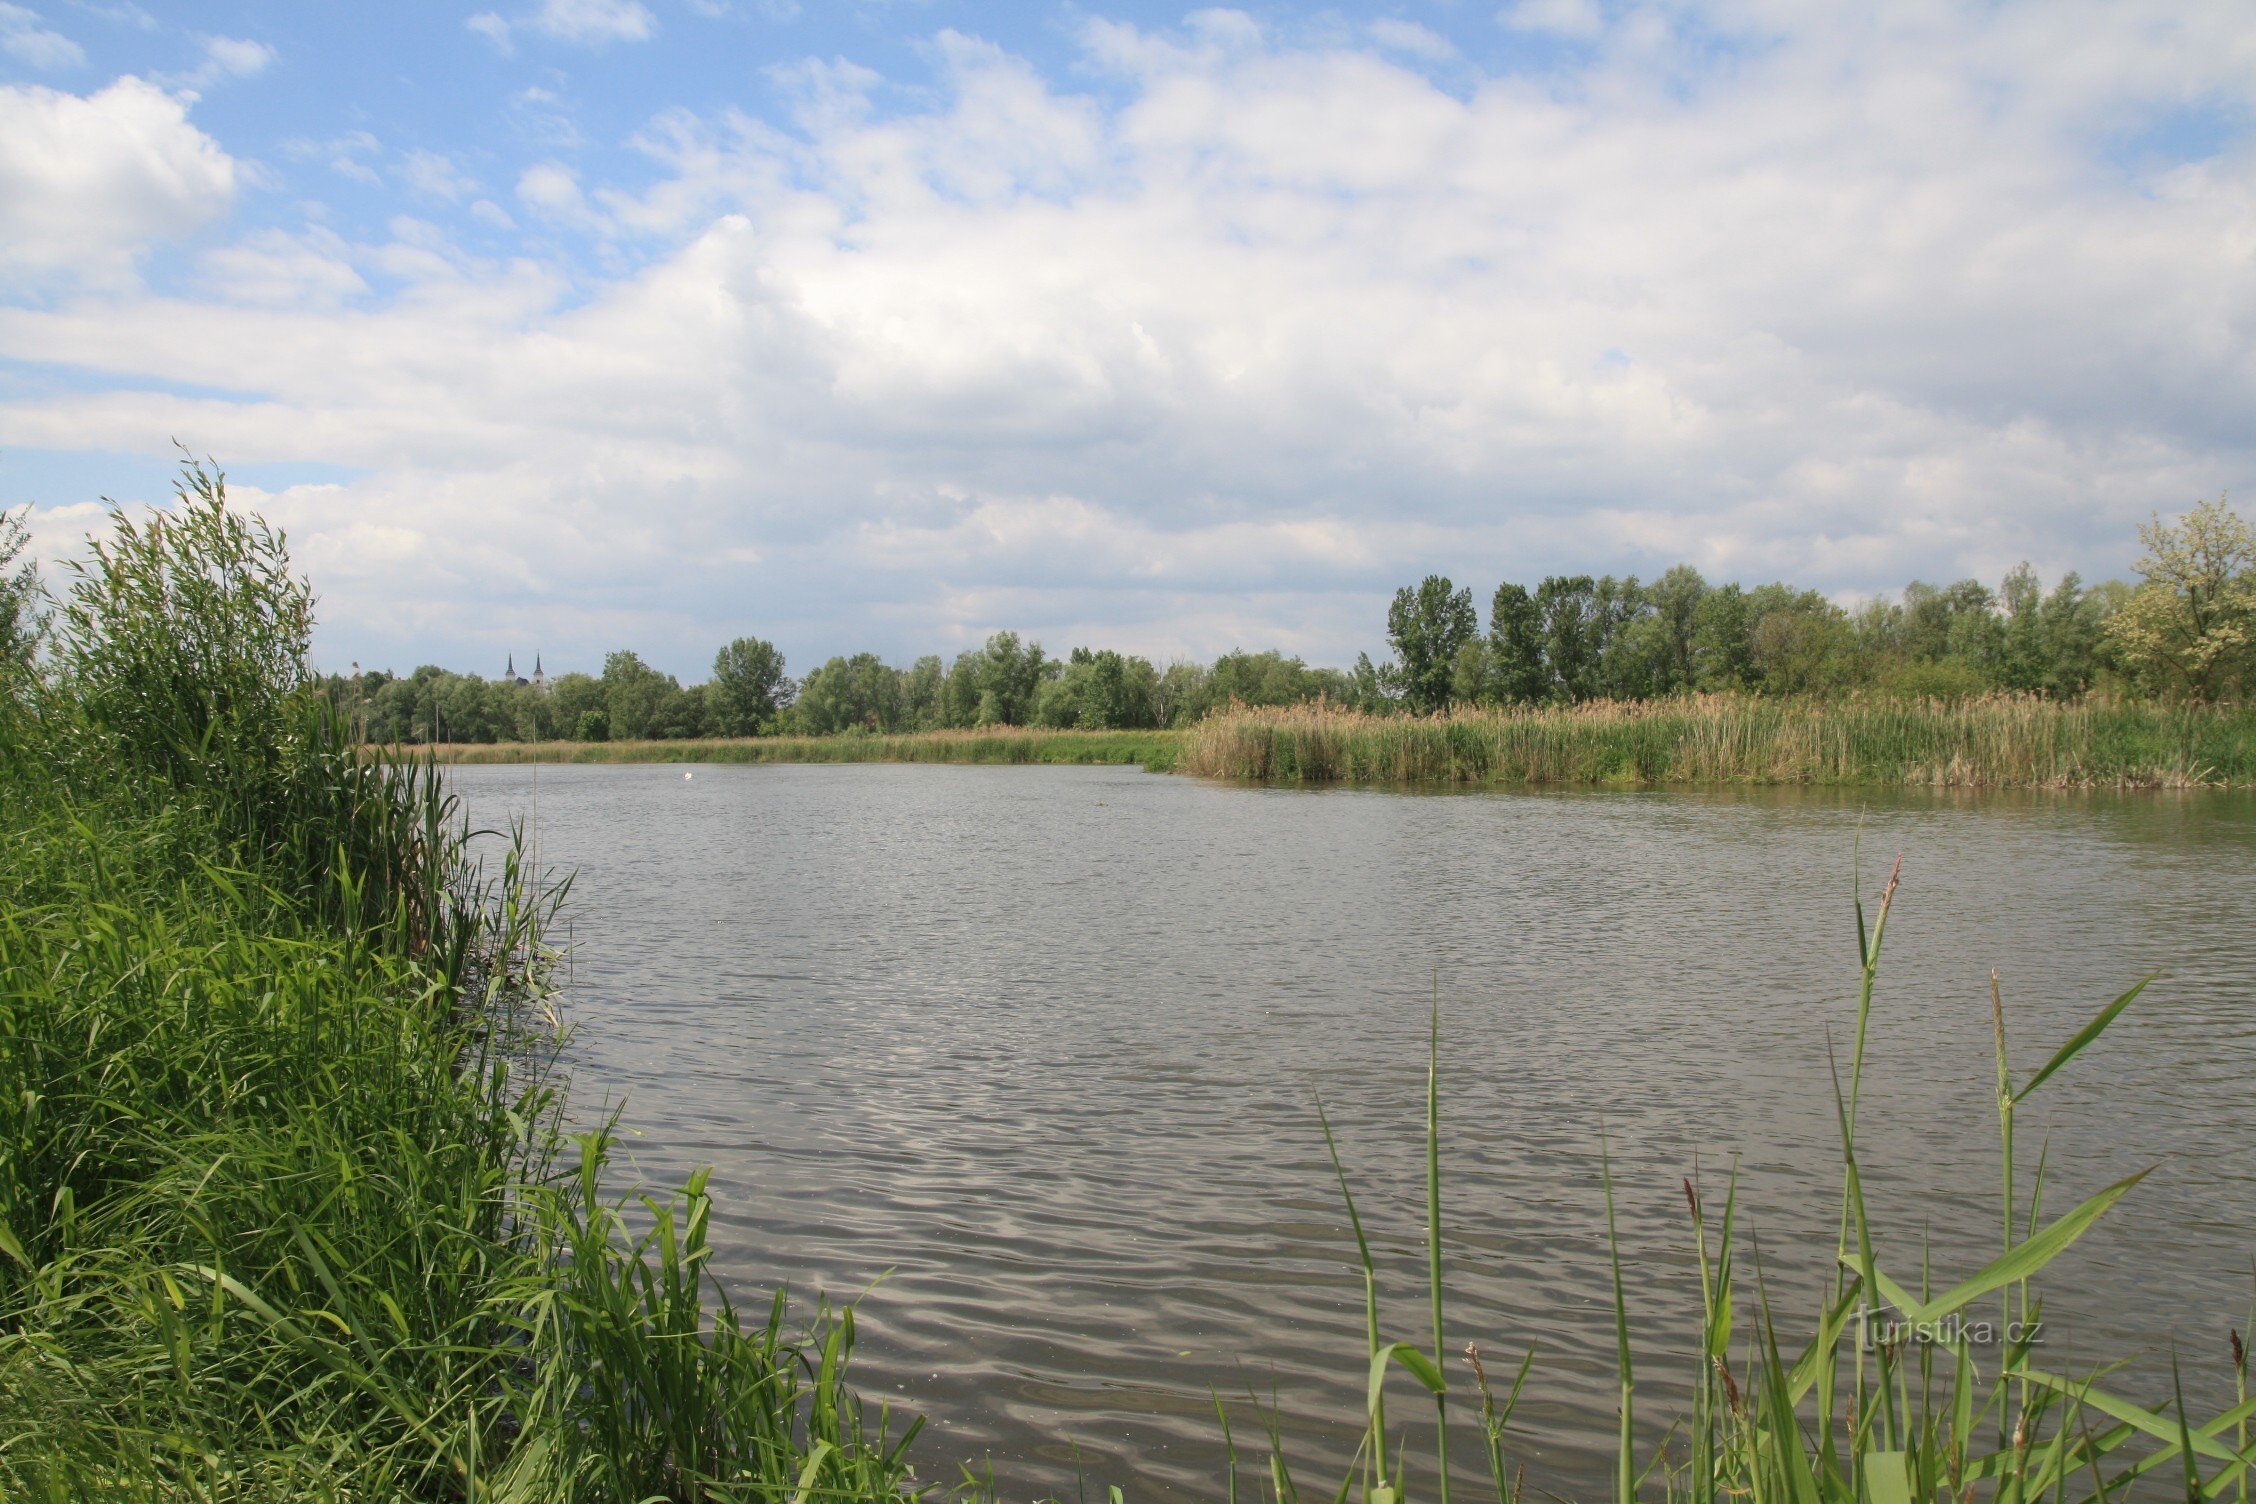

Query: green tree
980,631,1053,725
2036,572,2111,695
791,653,904,734
1386,575,1476,712
550,672,604,741
1039,648,1161,729
1349,651,1397,710
1155,660,1208,726
601,651,679,741
1691,584,1757,690
1447,639,1490,704
1643,564,1707,692
2105,497,2256,701
1746,590,1857,695
1535,575,1600,701
1898,579,2001,673
1590,575,1657,699
1487,582,1548,703
1998,564,2046,690
900,655,947,730
1200,650,1346,714
943,648,984,727
661,682,713,739
435,673,503,744
709,636,791,736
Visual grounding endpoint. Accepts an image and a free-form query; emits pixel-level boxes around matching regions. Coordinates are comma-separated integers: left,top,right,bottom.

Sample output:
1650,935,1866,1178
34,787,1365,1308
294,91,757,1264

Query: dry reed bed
1177,695,2256,788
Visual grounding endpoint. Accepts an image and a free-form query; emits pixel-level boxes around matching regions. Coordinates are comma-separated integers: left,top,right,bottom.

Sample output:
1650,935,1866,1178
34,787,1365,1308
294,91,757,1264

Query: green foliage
2106,497,2256,701
1439,552,2133,709
0,474,921,1502
709,635,791,736
1487,582,1548,704
0,508,38,753
1535,575,1602,700
1388,575,1478,713
792,650,908,734
54,460,313,824
1039,647,1163,729
0,506,36,675
602,649,683,741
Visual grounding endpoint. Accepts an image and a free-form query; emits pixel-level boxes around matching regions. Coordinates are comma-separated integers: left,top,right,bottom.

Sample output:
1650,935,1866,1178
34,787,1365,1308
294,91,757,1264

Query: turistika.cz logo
1855,1311,2043,1350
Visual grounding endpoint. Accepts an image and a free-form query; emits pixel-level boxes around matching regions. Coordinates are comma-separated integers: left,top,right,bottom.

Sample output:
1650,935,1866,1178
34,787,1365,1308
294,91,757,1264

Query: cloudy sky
1,1,2250,679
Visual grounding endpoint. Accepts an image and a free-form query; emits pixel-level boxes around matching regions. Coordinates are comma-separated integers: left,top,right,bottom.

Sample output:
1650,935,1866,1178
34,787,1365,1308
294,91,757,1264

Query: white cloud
198,226,367,306
4,7,2256,675
0,3,83,68
466,11,512,53
508,84,582,148
284,128,381,184
401,148,478,202
526,0,653,45
1501,0,1602,40
200,35,272,78
1367,18,1456,62
0,76,234,281
515,160,596,224
155,33,276,89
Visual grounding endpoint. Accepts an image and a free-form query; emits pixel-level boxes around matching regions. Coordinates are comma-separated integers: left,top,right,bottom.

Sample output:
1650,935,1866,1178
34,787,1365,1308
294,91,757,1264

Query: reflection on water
452,764,2256,1501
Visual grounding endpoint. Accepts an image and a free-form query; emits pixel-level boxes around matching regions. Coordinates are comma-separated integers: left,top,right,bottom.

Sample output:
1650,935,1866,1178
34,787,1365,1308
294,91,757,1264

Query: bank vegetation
1176,694,2256,789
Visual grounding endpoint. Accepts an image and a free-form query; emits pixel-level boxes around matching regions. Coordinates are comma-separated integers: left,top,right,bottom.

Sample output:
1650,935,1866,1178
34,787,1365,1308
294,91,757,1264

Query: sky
1,1,2251,681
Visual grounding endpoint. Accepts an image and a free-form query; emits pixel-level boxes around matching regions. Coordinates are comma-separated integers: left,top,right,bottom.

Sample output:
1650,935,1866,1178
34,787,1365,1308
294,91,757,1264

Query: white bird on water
684,771,693,781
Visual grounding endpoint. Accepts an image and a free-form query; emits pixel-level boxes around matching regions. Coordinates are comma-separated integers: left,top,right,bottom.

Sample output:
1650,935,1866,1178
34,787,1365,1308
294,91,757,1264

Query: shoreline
401,694,2256,789
413,725,1184,769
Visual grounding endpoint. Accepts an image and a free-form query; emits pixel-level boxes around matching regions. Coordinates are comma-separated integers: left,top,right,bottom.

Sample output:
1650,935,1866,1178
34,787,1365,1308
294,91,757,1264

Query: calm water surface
450,764,2256,1501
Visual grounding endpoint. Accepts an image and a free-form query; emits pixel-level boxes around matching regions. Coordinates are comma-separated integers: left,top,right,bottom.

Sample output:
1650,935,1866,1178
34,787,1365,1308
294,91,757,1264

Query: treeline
1372,498,2256,710
334,498,2256,742
331,637,1353,744
1372,565,2117,713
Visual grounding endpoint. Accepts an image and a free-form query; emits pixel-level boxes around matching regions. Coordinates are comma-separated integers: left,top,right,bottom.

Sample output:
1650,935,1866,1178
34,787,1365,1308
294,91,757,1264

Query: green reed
0,464,923,1502
1250,858,2243,1504
1178,698,2256,788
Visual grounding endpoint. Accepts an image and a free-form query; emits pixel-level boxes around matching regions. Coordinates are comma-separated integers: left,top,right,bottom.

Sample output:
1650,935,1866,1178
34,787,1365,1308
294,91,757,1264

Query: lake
450,762,2256,1501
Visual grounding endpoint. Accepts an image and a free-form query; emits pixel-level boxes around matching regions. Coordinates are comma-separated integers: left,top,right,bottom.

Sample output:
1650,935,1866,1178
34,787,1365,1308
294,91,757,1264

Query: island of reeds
5,470,2254,1501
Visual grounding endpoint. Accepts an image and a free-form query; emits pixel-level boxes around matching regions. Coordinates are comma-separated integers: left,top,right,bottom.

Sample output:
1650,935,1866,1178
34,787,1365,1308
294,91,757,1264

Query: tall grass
1244,864,2245,1504
424,726,1183,770
0,464,922,1501
1178,697,2256,788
